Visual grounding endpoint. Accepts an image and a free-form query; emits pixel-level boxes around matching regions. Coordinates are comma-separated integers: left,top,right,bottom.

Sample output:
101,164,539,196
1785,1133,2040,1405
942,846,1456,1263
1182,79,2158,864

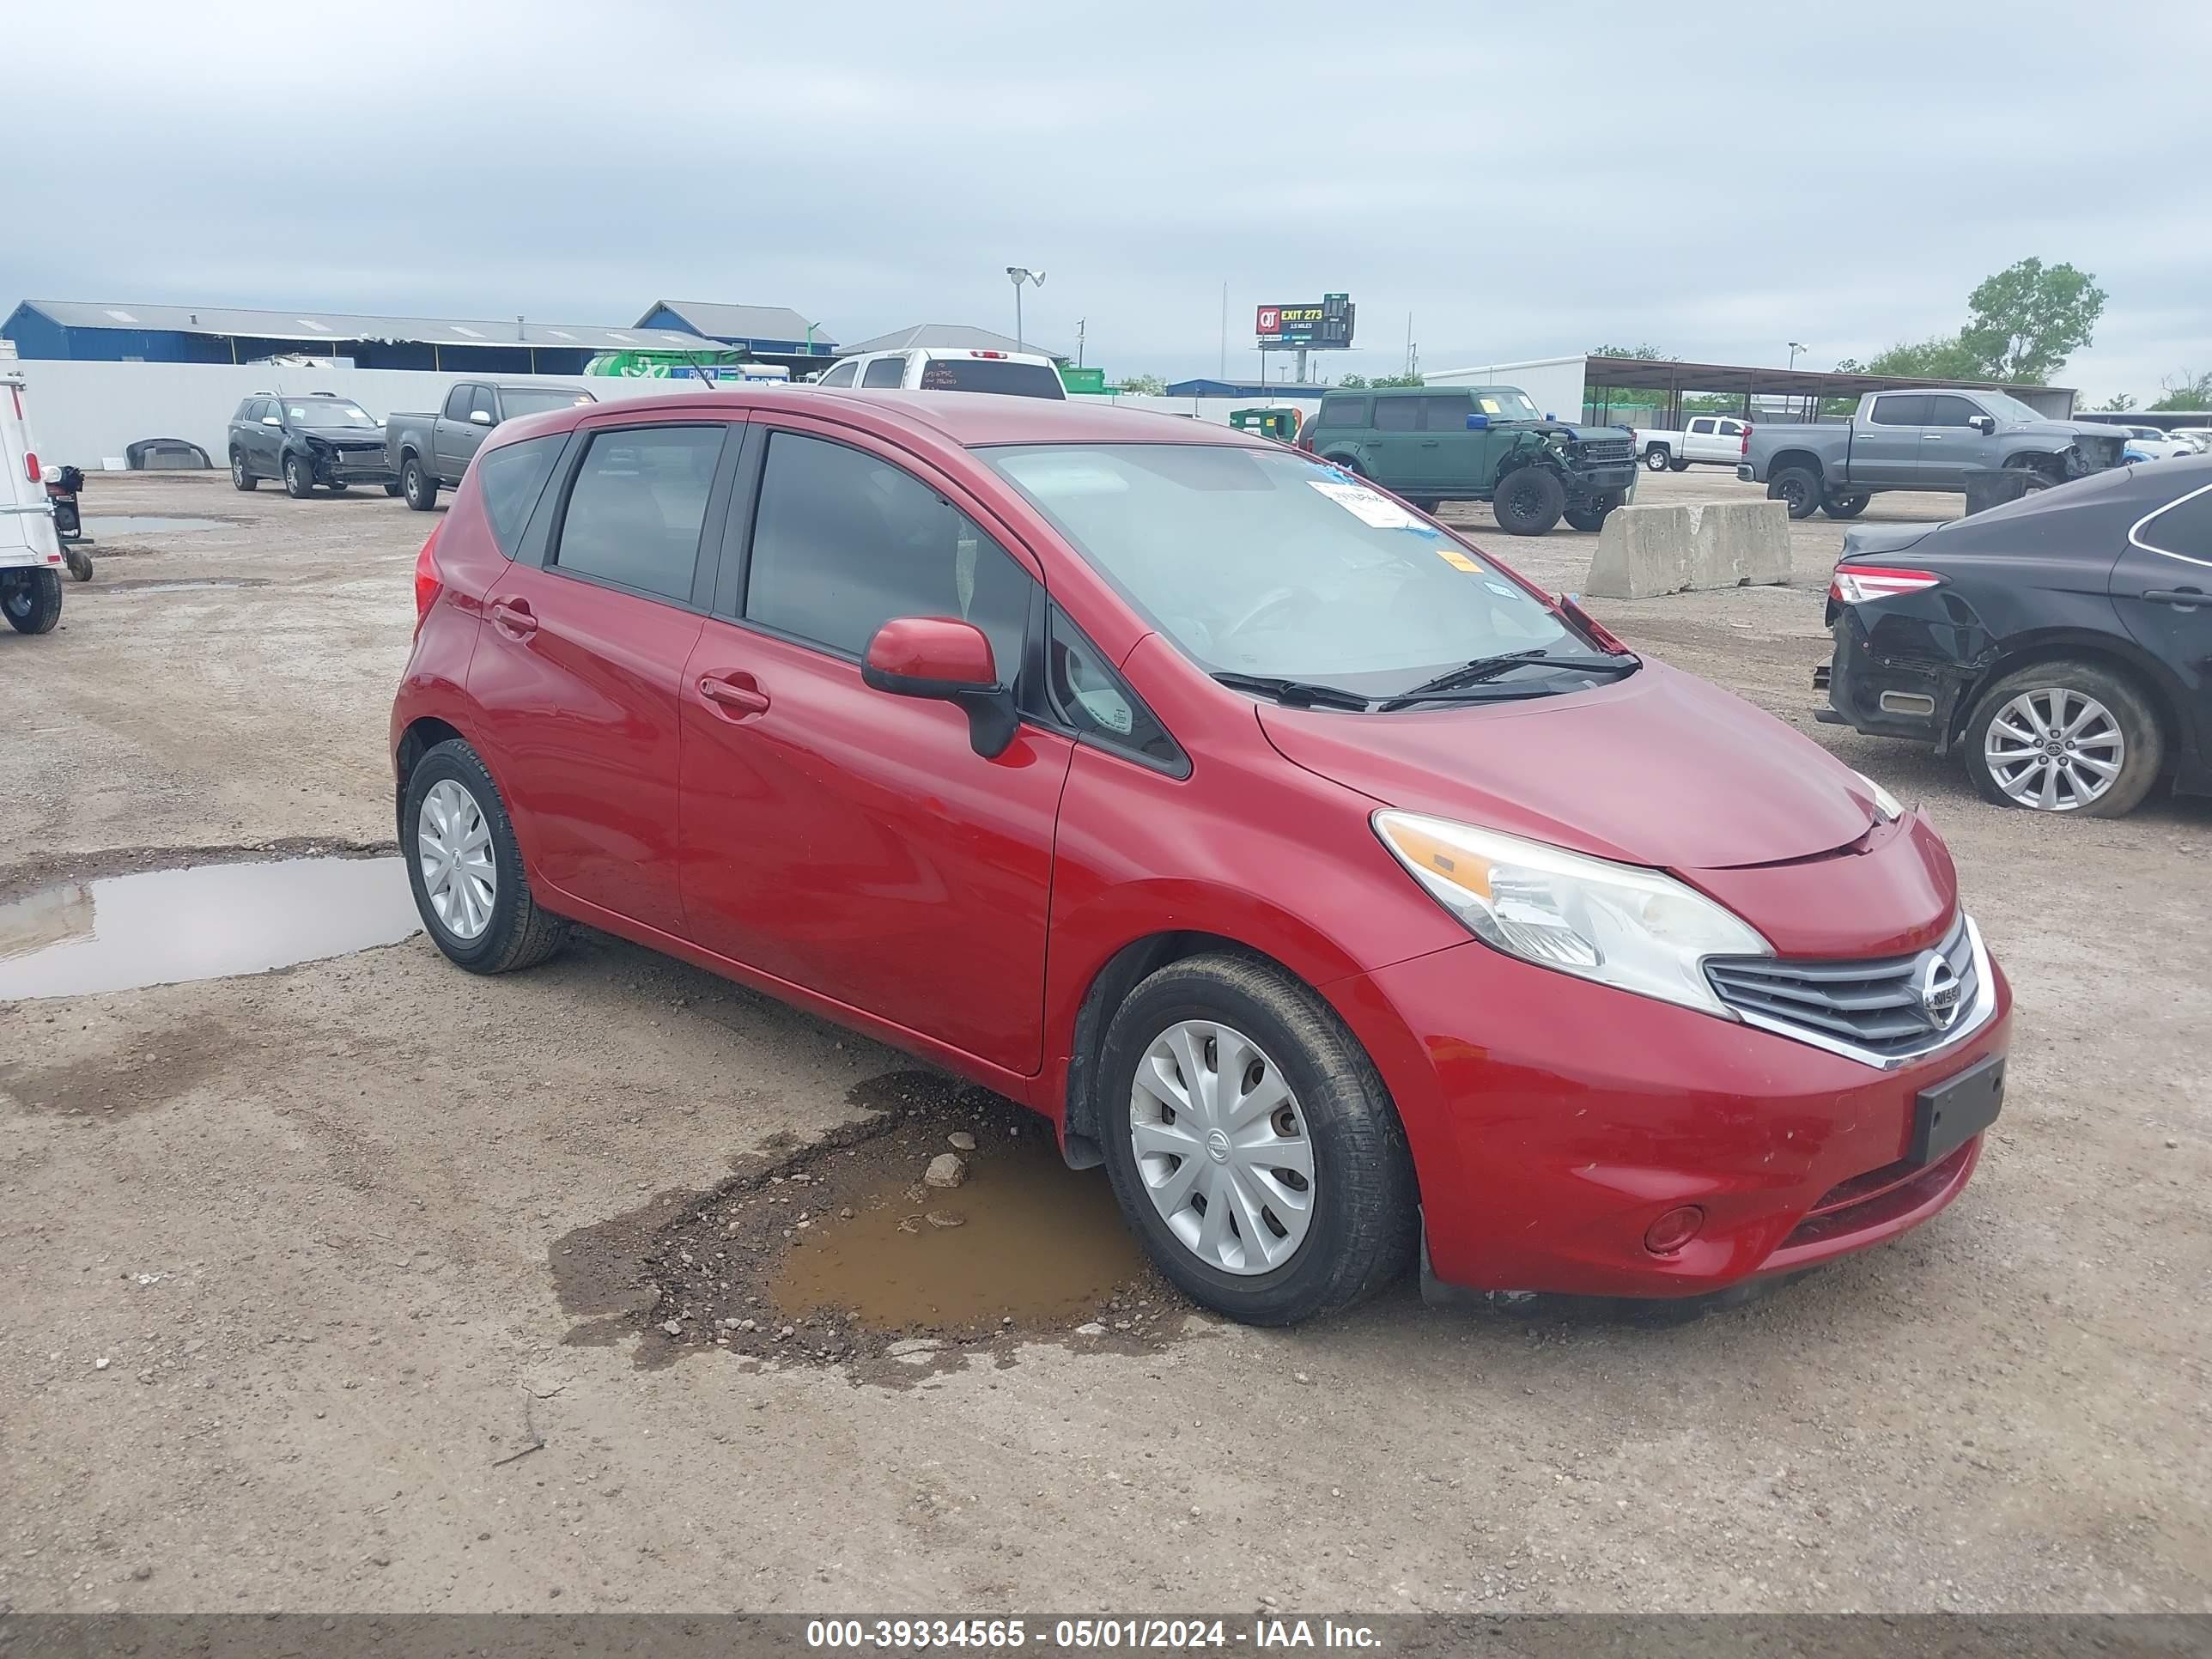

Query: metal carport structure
1582,356,2076,427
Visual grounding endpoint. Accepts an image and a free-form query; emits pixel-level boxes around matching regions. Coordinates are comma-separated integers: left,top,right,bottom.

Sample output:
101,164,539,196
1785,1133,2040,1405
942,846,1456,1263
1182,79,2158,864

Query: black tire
1406,497,1440,514
402,738,569,973
230,448,258,491
1961,659,2165,817
1096,953,1418,1326
283,453,315,499
1562,492,1621,533
1667,456,1691,473
1824,494,1870,520
1644,445,1671,472
2003,453,2063,489
3,569,64,635
401,456,439,512
1492,465,1566,535
384,481,404,497
1767,466,1822,519
64,547,93,582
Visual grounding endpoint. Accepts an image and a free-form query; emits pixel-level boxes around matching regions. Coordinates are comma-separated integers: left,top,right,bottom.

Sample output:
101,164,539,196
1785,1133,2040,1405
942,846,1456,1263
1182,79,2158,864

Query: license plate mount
1911,1052,2004,1166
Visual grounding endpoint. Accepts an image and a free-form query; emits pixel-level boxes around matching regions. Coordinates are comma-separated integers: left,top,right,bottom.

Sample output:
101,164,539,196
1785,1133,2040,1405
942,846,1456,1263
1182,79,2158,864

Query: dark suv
1303,385,1638,535
228,392,398,498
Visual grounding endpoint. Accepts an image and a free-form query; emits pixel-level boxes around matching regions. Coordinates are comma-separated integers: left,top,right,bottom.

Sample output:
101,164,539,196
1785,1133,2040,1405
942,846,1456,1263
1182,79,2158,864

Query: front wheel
3,568,64,635
1767,466,1822,520
283,454,315,499
403,738,569,972
1562,493,1621,533
1097,953,1417,1326
1644,445,1671,471
402,457,439,512
1962,661,2163,817
1492,466,1566,535
384,481,404,497
1824,494,1869,520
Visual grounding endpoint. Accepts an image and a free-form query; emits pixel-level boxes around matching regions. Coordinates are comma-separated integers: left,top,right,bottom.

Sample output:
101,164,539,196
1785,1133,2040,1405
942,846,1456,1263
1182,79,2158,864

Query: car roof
522,386,1267,450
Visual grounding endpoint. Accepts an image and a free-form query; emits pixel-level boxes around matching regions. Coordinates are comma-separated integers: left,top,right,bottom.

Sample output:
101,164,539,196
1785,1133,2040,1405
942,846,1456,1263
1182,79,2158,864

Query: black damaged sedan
1818,456,2211,817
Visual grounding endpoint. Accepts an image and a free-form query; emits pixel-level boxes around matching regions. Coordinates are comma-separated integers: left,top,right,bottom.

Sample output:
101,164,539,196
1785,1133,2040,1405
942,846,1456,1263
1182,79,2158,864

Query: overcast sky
16,2,2209,401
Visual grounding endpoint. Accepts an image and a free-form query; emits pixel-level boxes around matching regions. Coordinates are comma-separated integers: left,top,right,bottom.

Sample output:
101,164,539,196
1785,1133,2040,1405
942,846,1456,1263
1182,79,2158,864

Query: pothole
78,515,227,537
554,1071,1180,1382
0,856,419,999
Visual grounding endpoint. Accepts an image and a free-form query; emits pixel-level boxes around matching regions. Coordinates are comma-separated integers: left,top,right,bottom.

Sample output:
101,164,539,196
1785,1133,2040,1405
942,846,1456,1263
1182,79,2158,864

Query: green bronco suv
1303,385,1638,535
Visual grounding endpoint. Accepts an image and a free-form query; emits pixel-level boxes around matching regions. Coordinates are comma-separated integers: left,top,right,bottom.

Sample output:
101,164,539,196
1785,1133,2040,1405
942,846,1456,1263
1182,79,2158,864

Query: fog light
1644,1205,1705,1255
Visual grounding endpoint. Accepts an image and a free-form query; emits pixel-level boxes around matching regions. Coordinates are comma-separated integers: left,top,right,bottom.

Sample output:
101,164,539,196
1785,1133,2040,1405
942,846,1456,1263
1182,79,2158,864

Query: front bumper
1565,462,1638,500
313,448,397,484
1330,932,2012,1298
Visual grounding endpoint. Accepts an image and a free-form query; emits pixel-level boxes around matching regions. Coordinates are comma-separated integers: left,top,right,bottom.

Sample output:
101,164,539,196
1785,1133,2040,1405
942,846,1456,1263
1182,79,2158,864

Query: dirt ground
1,465,2205,1616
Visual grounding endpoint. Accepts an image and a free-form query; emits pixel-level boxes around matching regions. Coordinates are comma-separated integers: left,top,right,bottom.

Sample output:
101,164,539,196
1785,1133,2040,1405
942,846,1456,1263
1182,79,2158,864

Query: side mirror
1466,413,1490,430
861,617,1017,758
468,410,495,427
261,414,283,427
1970,415,1996,435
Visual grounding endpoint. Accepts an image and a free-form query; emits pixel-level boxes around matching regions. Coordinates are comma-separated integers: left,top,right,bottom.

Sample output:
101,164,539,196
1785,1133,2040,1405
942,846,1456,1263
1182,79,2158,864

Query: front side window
469,385,498,422
288,399,375,428
861,356,906,389
551,424,726,602
816,361,858,386
1717,419,1742,436
744,431,1032,674
1046,608,1182,771
475,434,564,556
986,443,1594,699
1924,396,1985,428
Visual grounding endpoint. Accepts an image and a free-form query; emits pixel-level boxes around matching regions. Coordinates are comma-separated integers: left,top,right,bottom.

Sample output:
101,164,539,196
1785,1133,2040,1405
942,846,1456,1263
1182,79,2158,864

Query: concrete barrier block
1584,501,1792,599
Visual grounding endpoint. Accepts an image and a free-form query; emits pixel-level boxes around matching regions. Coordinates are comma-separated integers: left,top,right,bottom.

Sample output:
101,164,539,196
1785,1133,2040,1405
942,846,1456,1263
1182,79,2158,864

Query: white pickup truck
1,372,66,635
1632,415,1750,472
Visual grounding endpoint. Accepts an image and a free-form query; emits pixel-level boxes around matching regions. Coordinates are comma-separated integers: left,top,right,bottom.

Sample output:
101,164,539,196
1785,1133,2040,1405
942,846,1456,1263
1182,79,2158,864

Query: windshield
1975,390,2047,425
288,400,375,428
984,443,1601,698
1468,386,1542,422
501,387,595,417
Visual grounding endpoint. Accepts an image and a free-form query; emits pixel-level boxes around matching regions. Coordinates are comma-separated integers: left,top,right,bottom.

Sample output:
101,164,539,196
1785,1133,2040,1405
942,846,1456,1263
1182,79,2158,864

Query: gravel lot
1,464,2205,1615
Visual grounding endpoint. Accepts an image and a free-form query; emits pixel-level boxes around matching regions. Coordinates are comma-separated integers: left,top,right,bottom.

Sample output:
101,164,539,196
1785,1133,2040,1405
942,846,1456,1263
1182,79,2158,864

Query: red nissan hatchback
392,389,2010,1325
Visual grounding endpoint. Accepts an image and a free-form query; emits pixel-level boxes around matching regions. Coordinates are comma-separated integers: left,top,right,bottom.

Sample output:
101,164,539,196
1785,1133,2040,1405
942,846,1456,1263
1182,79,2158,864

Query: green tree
2149,370,2212,412
1337,374,1368,389
2096,392,2136,412
1116,373,1166,395
1589,343,1673,415
1337,372,1424,389
1958,258,2106,385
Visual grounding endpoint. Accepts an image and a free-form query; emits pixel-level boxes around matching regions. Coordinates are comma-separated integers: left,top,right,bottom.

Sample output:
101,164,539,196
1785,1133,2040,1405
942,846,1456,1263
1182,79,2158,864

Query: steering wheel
1220,585,1319,643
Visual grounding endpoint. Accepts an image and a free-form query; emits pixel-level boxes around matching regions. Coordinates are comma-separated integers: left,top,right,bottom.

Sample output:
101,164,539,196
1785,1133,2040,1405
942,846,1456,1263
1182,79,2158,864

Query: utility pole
1405,313,1418,380
1076,319,1085,368
1218,283,1227,380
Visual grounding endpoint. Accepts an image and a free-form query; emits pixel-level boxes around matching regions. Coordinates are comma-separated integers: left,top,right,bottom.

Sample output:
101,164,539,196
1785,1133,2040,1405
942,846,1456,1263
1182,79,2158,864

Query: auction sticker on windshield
1309,478,1436,532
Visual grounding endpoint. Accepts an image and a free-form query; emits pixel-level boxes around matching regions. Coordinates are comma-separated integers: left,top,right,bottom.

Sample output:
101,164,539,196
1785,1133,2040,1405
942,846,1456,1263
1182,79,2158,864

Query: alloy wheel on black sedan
1981,688,2124,811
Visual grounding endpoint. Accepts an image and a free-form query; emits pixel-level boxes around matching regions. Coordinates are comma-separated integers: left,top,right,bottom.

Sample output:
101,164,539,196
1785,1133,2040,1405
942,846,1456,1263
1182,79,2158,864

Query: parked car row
228,383,596,503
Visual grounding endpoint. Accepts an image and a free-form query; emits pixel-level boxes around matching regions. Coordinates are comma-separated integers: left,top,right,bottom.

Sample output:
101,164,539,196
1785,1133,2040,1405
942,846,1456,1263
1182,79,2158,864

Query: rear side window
915,358,1064,398
1317,396,1369,428
2136,487,2212,562
861,356,905,389
1869,394,1930,426
443,385,474,421
1045,608,1183,773
475,434,564,556
743,430,1033,673
1419,394,1472,431
817,361,858,386
550,425,726,602
1373,398,1419,432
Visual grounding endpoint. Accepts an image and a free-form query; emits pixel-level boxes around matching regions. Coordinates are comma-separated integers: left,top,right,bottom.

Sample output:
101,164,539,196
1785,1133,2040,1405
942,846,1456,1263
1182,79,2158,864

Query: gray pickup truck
1737,388,2128,520
386,380,595,511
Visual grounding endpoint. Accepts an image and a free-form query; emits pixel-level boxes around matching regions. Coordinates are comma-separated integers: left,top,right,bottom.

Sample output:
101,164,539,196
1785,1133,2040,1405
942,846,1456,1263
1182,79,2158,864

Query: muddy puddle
79,515,225,537
0,855,419,999
555,1071,1181,1382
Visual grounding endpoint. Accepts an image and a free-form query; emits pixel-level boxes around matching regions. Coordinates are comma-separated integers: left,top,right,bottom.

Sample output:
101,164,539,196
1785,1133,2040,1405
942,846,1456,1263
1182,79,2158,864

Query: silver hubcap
1984,687,2124,811
1129,1020,1315,1276
417,779,496,939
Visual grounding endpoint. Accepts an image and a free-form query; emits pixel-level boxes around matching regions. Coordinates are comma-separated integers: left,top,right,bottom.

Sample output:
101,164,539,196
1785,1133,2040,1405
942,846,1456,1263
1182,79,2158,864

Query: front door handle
699,675,770,716
2142,588,2206,609
489,598,537,638
1419,440,1440,447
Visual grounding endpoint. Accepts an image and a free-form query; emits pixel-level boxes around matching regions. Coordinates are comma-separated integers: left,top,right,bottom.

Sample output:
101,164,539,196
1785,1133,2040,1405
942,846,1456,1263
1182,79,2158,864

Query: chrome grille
1705,913,1981,1062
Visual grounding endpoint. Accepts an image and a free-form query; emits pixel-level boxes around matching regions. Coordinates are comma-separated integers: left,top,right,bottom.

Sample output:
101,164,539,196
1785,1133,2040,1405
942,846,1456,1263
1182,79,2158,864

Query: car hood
1256,659,1881,871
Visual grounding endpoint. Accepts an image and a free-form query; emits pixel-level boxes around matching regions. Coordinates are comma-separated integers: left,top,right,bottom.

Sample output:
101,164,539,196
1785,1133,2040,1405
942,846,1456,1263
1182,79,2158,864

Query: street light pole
1788,340,1806,371
1006,266,1045,351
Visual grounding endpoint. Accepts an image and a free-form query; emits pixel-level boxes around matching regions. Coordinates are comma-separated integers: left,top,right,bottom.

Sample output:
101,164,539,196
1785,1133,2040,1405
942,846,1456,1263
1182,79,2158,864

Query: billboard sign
1255,294,1355,349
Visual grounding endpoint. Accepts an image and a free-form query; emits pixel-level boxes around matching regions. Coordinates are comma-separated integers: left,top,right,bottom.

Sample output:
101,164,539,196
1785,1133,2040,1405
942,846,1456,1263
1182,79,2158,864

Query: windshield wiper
1376,650,1638,712
1211,672,1374,712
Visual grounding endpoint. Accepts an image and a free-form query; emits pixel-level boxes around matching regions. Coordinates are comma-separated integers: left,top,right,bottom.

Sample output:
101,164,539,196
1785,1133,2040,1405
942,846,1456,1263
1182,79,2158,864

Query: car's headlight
1852,769,1905,823
1373,811,1770,1018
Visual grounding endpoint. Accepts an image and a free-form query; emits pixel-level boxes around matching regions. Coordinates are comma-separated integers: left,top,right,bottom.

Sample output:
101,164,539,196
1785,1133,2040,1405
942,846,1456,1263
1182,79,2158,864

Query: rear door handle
2142,588,2206,609
699,675,770,716
489,598,537,637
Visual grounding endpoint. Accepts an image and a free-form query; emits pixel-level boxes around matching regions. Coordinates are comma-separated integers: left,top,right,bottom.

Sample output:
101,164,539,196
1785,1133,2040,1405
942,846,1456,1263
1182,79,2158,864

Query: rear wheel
3,568,64,635
283,454,314,499
1824,493,1870,519
1962,660,2163,817
1644,445,1671,471
1097,953,1417,1326
1492,466,1566,535
1767,466,1822,519
404,738,568,972
230,449,258,490
402,457,439,512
